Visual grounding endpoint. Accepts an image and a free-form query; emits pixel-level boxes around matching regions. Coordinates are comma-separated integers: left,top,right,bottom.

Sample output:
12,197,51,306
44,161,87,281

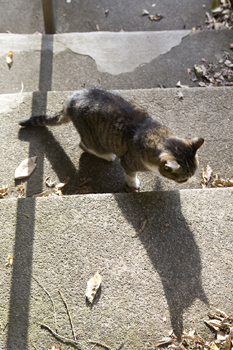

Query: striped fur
19,87,204,189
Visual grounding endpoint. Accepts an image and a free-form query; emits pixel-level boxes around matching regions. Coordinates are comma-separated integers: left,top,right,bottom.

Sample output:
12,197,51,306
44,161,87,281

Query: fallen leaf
15,156,37,179
204,319,222,331
0,185,9,197
142,9,149,16
209,341,221,350
177,91,183,100
86,272,102,303
56,181,69,190
211,174,233,188
194,64,204,77
201,165,213,188
148,14,163,21
45,176,56,188
5,254,13,266
216,331,228,342
211,0,222,14
155,337,174,346
216,309,230,319
198,81,208,87
224,59,233,68
176,81,189,88
48,343,61,350
6,51,13,68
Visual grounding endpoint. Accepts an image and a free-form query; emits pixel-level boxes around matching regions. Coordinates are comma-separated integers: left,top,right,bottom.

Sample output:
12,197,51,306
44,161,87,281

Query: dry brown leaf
6,51,13,68
15,156,37,179
211,174,233,188
85,272,102,303
216,331,228,342
0,185,9,197
48,343,61,350
56,177,70,190
149,14,163,21
182,331,206,345
204,319,222,331
209,341,221,350
221,334,232,350
142,9,149,16
155,337,174,346
176,81,189,88
216,309,230,319
5,254,13,266
201,165,213,188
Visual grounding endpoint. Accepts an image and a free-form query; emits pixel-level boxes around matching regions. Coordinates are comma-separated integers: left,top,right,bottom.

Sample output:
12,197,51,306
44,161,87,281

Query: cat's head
158,137,204,183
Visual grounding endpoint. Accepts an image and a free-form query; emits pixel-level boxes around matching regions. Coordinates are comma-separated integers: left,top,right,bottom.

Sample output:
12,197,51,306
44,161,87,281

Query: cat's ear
190,137,204,152
164,160,180,171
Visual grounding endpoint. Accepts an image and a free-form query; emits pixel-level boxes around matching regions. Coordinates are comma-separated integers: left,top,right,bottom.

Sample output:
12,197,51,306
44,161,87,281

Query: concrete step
0,30,232,93
0,0,211,34
1,188,233,349
1,87,232,197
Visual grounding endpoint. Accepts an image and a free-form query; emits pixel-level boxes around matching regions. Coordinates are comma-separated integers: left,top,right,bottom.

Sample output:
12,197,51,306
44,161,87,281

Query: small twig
132,217,148,238
41,323,90,350
58,289,76,340
31,342,39,350
89,340,112,350
114,342,124,350
32,275,58,332
17,81,24,113
2,322,9,332
90,344,97,350
78,178,92,187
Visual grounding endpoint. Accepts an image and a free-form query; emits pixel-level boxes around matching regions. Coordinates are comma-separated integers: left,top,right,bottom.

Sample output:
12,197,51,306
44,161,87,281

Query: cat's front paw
125,174,140,190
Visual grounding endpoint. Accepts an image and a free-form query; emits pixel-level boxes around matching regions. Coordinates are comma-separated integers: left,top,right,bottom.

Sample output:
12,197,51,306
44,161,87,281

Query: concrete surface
0,30,232,93
1,188,233,349
0,31,190,75
0,0,212,34
0,87,232,197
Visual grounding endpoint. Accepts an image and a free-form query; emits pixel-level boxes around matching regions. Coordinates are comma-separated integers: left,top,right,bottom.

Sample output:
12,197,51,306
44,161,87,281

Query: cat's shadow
113,189,209,339
18,126,209,339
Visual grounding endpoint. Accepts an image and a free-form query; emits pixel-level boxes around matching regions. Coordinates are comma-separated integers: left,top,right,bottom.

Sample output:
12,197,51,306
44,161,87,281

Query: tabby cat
19,87,204,189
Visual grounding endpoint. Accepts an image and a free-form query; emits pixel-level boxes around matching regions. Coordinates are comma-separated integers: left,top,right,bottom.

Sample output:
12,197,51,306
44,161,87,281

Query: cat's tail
19,111,70,127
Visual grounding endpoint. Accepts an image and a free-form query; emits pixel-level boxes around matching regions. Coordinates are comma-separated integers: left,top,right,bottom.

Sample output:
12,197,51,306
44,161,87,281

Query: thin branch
132,217,148,238
114,342,124,350
58,289,76,340
17,81,24,113
31,342,39,350
41,323,90,350
32,275,58,332
89,340,112,350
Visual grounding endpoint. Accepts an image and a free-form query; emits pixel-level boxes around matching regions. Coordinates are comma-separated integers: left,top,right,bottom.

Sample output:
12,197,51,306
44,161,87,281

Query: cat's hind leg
79,141,116,162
